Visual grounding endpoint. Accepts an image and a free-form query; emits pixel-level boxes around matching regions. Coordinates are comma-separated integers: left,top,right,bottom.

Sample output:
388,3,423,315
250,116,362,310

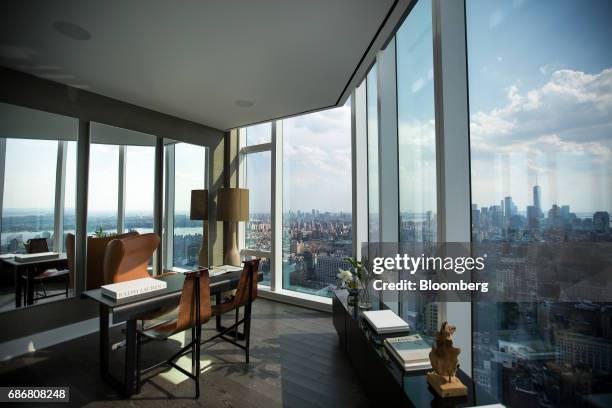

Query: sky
244,105,353,214
466,0,612,213
3,0,611,218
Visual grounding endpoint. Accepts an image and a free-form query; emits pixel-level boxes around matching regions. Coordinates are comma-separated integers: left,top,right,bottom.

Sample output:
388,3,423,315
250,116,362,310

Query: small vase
359,280,372,310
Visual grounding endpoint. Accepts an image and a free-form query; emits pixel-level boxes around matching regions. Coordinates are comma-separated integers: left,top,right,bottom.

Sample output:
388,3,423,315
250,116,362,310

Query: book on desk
384,334,432,372
101,277,167,300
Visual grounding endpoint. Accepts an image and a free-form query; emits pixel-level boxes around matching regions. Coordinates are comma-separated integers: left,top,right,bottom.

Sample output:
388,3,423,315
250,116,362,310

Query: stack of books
362,309,410,335
384,334,432,372
101,277,167,300
14,252,59,263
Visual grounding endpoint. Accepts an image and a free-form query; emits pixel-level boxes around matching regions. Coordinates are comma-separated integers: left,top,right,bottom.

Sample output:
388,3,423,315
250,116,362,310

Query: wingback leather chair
65,231,139,290
103,233,160,284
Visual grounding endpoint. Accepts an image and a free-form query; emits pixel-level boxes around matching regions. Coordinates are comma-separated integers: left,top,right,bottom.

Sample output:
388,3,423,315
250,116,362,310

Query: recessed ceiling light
53,21,91,41
235,100,254,108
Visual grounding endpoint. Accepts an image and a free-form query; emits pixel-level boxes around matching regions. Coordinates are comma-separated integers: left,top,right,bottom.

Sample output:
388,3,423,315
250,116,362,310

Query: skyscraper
533,185,542,217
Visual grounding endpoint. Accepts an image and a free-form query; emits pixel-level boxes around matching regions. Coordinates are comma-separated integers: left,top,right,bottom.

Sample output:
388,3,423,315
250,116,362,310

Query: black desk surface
83,270,261,322
333,289,497,407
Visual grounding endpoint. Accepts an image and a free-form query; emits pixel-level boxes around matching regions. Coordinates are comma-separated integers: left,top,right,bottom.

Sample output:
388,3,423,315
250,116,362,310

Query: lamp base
224,222,241,266
197,221,208,267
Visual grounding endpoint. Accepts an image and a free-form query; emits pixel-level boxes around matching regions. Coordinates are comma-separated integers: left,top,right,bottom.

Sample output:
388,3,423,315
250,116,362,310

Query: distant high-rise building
533,185,542,216
593,211,610,233
504,196,515,224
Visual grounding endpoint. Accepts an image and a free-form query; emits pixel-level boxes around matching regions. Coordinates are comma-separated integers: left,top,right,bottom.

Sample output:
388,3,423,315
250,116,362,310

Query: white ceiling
0,0,396,130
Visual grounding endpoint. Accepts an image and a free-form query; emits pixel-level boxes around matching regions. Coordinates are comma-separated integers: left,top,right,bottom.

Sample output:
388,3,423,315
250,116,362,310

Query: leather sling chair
202,259,260,363
22,238,69,302
136,268,211,398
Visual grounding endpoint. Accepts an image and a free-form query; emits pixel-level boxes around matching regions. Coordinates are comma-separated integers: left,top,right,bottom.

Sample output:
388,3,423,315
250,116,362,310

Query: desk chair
203,259,260,363
137,269,211,398
22,238,69,302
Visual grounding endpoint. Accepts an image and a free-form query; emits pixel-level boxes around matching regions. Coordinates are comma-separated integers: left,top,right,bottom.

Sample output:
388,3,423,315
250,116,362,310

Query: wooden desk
0,254,68,308
83,270,262,397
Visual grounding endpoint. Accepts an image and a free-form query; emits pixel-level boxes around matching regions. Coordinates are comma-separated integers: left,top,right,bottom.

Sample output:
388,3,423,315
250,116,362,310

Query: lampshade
190,189,208,220
217,188,249,222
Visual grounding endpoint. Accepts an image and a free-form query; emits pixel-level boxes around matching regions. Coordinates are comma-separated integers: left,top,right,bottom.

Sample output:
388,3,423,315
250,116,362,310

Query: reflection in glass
467,0,612,405
282,103,353,297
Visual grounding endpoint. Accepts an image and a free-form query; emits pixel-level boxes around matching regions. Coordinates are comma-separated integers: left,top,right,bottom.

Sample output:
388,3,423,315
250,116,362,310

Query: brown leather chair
103,233,159,284
65,231,139,290
203,259,260,363
22,238,70,302
137,269,212,398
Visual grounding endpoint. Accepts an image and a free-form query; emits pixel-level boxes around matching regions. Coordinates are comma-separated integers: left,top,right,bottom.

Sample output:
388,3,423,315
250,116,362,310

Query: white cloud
470,67,612,211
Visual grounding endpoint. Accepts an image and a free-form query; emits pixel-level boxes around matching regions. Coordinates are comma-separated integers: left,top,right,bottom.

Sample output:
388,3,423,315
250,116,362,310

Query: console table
332,289,497,407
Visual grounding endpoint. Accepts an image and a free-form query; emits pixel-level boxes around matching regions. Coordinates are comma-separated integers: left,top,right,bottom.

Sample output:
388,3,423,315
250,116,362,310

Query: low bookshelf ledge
332,289,497,407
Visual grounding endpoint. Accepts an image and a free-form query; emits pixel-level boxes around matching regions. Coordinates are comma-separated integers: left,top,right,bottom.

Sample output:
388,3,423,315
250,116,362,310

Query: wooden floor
0,299,370,408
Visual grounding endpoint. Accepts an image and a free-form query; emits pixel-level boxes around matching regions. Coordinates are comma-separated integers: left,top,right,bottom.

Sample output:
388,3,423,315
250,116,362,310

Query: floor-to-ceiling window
87,143,119,234
172,142,206,269
467,0,612,405
124,145,155,233
239,124,272,285
282,102,353,297
397,0,437,245
367,65,380,244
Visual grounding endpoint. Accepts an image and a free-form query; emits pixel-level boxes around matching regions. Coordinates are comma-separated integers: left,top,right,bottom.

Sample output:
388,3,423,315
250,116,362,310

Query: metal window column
163,144,175,270
53,141,68,252
271,120,283,291
117,145,126,233
352,82,368,260
432,0,472,374
0,138,6,248
75,120,90,295
153,137,164,275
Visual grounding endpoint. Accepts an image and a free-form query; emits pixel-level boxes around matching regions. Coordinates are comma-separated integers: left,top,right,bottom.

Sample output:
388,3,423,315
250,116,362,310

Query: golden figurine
427,322,468,398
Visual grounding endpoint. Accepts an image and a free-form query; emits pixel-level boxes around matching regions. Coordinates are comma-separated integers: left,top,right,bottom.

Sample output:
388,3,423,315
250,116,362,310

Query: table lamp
190,189,208,267
217,187,249,266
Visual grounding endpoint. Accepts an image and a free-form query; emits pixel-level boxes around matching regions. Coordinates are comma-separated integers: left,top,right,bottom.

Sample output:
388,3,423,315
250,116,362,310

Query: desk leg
215,293,222,330
14,266,21,308
124,319,137,397
26,266,34,306
99,304,110,377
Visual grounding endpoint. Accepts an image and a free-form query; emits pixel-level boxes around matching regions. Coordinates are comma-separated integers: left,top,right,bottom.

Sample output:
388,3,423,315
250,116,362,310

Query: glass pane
2,139,57,252
282,103,353,297
367,65,380,243
397,0,437,243
173,143,206,269
244,255,271,287
244,151,271,252
245,122,271,146
87,144,119,234
467,0,612,404
125,145,155,233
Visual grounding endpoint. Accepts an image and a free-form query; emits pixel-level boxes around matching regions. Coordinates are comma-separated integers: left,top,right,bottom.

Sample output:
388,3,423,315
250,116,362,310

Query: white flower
337,269,353,284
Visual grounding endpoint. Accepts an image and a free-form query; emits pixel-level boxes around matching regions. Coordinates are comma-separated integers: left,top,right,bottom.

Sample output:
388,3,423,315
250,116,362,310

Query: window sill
257,285,332,313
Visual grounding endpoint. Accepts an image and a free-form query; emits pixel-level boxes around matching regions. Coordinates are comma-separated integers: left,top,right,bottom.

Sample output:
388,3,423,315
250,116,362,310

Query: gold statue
427,322,467,398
